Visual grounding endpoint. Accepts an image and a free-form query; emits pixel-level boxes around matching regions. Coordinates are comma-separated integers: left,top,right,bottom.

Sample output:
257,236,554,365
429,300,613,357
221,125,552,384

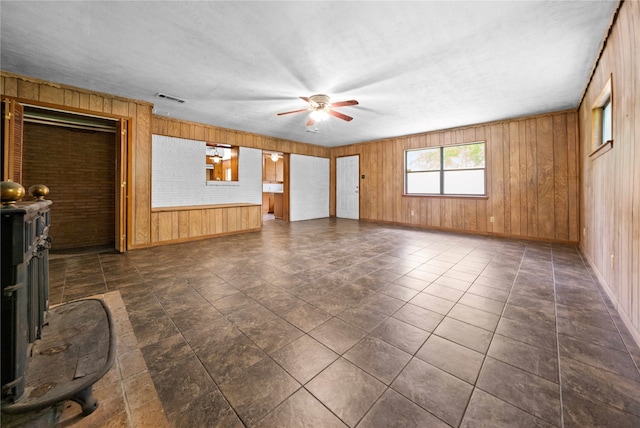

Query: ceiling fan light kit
309,109,329,121
277,94,359,127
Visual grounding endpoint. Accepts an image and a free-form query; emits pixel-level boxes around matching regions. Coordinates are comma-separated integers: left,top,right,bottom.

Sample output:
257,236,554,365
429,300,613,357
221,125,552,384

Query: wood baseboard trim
131,227,262,249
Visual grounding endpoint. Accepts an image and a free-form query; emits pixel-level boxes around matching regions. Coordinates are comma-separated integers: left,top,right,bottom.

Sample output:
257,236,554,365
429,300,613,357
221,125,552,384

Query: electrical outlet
583,227,586,236
611,254,615,269
411,210,415,216
490,216,495,223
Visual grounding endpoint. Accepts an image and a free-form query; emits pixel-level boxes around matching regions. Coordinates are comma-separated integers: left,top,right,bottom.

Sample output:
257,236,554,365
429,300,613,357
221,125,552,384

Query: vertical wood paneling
152,115,330,161
3,77,18,96
536,116,555,239
566,113,579,242
149,205,261,245
39,85,64,104
579,1,639,343
525,119,539,237
490,124,505,234
64,89,80,108
1,71,154,250
133,104,152,246
508,121,521,236
553,114,569,241
329,110,578,243
502,123,511,235
17,80,38,99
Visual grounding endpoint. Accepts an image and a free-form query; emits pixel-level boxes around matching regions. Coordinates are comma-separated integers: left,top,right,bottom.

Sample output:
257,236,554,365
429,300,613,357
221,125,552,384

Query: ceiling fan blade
306,117,316,127
328,109,353,121
277,108,310,116
330,100,359,108
301,96,320,108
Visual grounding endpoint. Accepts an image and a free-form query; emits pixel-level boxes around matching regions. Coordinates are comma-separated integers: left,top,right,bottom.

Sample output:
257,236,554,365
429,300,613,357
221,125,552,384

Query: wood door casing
2,98,24,183
115,118,128,252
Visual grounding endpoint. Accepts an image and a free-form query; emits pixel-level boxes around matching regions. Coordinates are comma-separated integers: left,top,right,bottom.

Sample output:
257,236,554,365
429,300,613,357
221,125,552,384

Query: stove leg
71,385,98,416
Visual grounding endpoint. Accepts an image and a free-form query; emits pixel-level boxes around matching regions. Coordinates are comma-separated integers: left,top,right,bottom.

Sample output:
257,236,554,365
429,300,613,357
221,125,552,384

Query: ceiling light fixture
270,153,280,162
209,148,223,164
309,108,329,121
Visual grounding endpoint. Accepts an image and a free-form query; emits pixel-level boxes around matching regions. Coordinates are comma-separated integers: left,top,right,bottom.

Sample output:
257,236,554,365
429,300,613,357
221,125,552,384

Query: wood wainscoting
151,204,262,245
331,110,580,244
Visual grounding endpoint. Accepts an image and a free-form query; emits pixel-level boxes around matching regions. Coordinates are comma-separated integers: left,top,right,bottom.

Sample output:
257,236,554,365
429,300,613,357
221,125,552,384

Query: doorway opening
19,105,124,253
262,151,288,222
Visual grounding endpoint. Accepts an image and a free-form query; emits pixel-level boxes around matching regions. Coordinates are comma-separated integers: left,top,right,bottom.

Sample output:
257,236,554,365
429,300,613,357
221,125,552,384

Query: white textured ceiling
1,1,616,147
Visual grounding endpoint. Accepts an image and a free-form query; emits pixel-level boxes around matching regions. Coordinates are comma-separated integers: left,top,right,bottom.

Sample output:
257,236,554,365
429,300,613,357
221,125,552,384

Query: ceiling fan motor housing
310,94,330,109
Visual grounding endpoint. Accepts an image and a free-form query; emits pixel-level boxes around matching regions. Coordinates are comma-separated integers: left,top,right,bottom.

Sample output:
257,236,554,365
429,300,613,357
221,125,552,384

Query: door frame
1,97,132,252
261,150,290,221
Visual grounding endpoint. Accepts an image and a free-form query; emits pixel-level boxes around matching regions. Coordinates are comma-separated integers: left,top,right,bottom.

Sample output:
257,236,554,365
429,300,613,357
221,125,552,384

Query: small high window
591,75,613,152
405,141,485,196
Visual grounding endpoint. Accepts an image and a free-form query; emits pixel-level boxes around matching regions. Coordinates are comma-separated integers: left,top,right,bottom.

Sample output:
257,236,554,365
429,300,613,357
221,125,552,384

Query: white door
337,155,359,219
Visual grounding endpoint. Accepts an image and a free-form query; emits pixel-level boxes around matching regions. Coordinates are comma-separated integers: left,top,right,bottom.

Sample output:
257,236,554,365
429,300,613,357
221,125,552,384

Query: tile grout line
360,239,509,427
456,240,528,427
550,245,566,428
575,248,640,377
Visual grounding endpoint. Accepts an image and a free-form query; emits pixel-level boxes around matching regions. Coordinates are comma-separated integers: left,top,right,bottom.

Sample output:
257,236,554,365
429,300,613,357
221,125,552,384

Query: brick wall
151,135,262,207
22,123,115,250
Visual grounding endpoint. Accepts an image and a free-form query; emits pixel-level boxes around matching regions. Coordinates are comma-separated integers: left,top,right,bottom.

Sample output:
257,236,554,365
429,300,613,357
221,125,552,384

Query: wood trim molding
402,194,489,200
152,203,261,212
136,227,262,248
589,139,613,159
358,218,579,245
1,71,153,107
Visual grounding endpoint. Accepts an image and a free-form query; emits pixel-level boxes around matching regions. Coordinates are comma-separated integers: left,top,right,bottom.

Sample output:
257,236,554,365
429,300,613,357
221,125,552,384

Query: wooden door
2,98,24,183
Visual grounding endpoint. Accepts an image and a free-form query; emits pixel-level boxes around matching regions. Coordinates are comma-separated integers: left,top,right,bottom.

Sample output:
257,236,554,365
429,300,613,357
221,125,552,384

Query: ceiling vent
155,92,186,103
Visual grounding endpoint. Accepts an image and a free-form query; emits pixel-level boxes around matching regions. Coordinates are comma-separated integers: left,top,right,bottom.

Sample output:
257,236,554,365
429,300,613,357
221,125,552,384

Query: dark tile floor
49,218,640,427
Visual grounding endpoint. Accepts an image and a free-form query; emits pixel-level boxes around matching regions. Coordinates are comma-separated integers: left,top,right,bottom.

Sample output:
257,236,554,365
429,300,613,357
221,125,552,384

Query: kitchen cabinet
263,158,283,182
262,192,275,214
274,193,283,219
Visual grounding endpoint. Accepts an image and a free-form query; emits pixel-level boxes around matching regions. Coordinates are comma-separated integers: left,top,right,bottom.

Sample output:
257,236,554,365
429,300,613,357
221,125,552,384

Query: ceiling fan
277,94,359,126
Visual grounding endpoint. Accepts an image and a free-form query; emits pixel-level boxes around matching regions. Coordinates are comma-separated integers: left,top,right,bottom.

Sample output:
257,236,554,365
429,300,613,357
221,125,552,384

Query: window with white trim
405,141,486,196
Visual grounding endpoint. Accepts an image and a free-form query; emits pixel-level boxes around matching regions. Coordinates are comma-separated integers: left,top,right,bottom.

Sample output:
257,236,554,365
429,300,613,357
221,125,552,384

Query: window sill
206,181,240,187
589,140,613,160
403,194,488,200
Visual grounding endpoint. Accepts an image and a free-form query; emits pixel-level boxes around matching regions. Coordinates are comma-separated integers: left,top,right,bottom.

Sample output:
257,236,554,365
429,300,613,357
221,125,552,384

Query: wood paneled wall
330,110,579,243
578,0,639,343
151,204,261,244
0,71,153,248
153,116,330,158
0,73,329,249
151,116,328,244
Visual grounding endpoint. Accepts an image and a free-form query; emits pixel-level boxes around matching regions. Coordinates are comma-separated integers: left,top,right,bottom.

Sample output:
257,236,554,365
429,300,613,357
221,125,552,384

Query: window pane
407,171,440,194
443,143,485,170
406,148,440,172
602,100,612,143
443,170,485,195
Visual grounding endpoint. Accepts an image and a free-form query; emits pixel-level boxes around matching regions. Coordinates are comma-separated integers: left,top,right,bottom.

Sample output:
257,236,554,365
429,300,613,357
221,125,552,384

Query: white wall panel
152,135,262,207
290,154,329,221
